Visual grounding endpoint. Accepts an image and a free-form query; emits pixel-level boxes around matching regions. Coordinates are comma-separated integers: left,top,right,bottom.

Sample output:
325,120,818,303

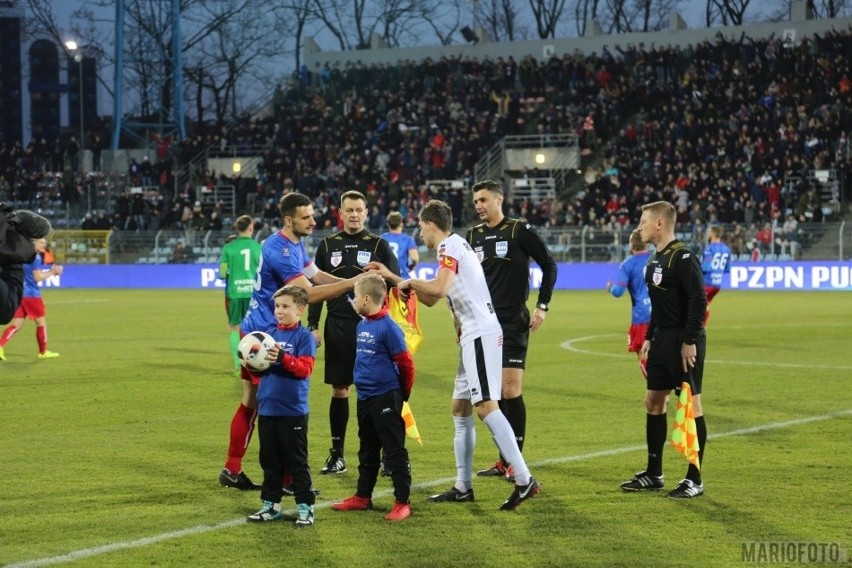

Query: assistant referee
620,200,708,499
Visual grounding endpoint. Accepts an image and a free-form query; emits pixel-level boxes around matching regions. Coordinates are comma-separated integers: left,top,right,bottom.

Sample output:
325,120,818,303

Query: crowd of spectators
0,25,849,259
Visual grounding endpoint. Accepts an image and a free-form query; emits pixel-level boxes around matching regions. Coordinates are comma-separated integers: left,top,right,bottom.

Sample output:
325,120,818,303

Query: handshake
0,203,53,265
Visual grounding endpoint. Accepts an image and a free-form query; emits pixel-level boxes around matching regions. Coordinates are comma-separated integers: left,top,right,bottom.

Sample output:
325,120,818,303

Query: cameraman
0,204,53,325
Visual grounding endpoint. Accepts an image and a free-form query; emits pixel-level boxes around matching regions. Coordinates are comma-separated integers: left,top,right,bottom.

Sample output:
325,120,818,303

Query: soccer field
1,289,850,567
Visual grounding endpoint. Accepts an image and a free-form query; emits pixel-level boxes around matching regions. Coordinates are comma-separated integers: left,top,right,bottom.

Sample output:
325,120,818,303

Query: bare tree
529,0,567,38
189,1,290,124
573,0,602,37
571,0,680,34
707,0,752,26
310,0,456,51
474,0,527,41
808,0,851,17
68,0,288,131
310,0,370,50
272,0,317,71
419,0,467,45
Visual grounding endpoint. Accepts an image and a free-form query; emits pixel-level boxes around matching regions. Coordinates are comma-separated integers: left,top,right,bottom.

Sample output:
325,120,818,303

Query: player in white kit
396,200,540,511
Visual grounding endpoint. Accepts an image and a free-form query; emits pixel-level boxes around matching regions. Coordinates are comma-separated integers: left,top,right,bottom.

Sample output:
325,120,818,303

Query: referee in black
466,180,557,482
308,190,399,475
620,200,708,499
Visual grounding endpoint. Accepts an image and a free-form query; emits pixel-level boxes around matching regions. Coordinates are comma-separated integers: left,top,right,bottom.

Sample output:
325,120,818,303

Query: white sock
453,415,475,491
483,411,531,485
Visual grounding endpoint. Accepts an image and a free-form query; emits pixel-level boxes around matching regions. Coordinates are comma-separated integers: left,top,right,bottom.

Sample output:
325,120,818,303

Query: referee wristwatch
536,303,549,312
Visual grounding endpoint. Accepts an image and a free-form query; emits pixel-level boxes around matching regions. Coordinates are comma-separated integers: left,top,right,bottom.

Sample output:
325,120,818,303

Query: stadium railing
49,221,852,265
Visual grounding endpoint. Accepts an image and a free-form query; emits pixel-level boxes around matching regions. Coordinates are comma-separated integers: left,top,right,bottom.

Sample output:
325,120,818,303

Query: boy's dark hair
279,193,312,219
234,214,254,233
386,211,404,229
355,273,387,305
274,284,309,307
472,179,502,195
419,200,453,232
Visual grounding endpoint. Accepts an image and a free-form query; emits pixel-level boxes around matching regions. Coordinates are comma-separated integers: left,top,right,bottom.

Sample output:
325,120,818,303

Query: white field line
6,409,851,568
561,334,852,371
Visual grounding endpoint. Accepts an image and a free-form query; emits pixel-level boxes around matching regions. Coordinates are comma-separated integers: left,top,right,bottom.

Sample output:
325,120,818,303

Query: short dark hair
340,190,367,206
386,211,403,229
273,284,309,307
472,179,502,195
279,193,312,219
419,200,453,232
234,214,253,233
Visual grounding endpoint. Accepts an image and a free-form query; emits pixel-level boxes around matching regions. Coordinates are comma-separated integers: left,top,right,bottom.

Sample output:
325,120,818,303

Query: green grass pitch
1,288,850,567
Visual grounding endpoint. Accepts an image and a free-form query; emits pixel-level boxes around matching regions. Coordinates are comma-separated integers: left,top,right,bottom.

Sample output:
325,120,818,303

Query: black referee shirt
307,229,399,324
466,218,557,311
644,240,707,344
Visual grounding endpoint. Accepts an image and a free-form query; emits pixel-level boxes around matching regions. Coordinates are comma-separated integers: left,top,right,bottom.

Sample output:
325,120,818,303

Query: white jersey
437,233,502,345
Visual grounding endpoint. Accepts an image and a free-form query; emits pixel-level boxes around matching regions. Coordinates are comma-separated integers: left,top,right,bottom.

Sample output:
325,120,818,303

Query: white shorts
452,333,503,405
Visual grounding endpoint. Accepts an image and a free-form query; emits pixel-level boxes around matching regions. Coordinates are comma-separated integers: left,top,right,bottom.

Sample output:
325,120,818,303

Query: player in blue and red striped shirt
607,230,651,378
701,226,732,326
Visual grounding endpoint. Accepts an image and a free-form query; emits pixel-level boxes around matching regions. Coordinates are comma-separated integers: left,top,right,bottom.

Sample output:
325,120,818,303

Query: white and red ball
237,331,276,371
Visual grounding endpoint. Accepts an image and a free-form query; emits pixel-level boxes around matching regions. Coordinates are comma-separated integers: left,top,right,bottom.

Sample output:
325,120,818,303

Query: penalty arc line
560,334,852,371
6,409,851,568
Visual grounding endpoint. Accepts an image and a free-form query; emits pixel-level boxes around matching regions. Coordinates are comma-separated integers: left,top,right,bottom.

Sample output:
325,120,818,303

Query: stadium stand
0,24,849,263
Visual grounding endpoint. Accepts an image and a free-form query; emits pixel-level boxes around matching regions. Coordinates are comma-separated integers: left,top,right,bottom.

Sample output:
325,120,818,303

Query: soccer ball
238,331,276,371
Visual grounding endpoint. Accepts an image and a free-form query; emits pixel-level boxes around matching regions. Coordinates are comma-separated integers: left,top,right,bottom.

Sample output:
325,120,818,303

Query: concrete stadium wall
305,10,852,72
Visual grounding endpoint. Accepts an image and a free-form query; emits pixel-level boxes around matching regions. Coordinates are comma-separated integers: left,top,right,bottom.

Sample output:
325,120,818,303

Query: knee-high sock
453,415,475,491
646,413,667,477
329,397,349,452
229,331,240,368
0,324,19,347
686,415,707,484
36,325,47,353
495,399,508,464
503,395,527,453
225,403,257,474
483,411,531,486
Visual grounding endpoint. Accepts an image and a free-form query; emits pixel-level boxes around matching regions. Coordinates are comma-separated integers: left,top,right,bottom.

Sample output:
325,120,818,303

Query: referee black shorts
496,305,530,370
646,328,705,395
322,316,358,386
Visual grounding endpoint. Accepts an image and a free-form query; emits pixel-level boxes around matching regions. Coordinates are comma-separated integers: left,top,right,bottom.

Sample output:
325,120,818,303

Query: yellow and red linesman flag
388,287,424,355
401,401,422,444
670,382,700,470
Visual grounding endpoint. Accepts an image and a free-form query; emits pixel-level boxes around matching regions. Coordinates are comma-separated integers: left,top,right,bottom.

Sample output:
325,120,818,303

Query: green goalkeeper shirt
219,236,262,299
